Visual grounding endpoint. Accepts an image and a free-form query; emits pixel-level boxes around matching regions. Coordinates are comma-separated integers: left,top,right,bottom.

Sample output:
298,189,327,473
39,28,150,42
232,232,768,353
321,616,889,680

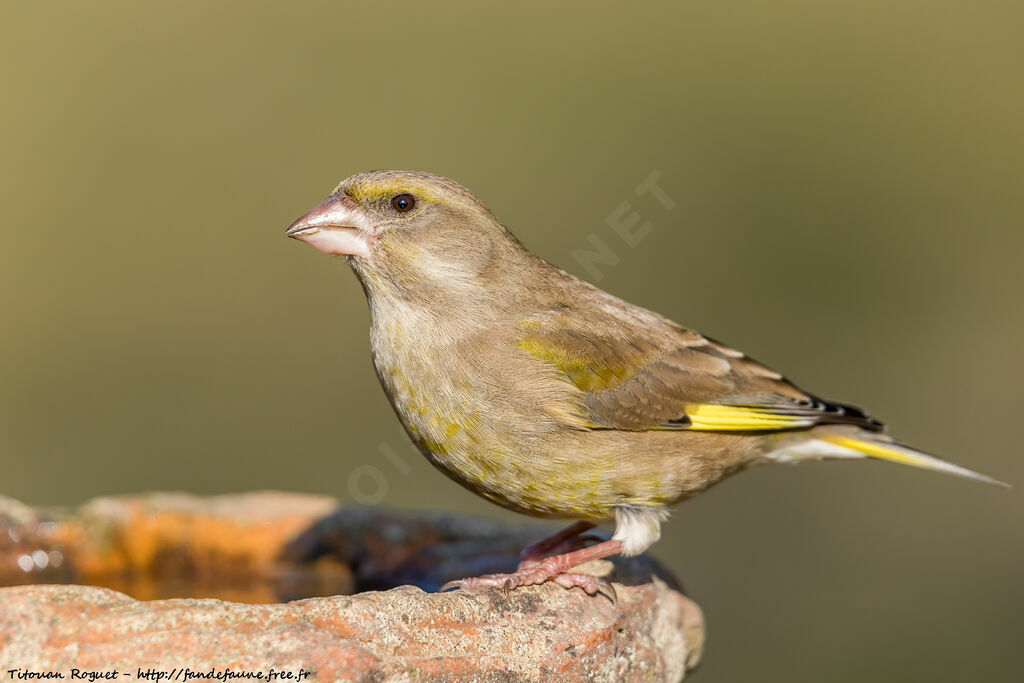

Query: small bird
286,170,1006,598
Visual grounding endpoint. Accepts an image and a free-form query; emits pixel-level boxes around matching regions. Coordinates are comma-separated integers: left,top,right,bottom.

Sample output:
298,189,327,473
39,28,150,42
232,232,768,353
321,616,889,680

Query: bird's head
286,170,532,305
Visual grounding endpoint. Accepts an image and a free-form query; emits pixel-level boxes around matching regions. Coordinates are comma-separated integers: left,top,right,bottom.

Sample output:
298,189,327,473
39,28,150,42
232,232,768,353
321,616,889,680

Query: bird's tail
818,433,1009,487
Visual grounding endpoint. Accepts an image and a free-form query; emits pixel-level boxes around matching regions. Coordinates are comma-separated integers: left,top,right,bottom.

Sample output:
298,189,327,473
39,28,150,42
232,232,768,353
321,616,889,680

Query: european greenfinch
286,170,1005,598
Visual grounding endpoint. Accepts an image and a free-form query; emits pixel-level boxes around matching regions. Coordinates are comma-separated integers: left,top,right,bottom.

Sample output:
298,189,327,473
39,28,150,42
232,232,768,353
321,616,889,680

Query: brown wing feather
517,308,882,433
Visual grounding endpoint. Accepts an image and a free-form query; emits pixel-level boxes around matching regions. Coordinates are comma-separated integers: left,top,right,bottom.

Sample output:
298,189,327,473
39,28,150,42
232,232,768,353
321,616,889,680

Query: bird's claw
552,572,617,604
439,573,503,593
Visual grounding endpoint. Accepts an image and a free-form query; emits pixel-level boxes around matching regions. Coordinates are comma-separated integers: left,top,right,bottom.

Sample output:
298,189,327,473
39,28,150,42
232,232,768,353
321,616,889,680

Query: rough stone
0,493,704,681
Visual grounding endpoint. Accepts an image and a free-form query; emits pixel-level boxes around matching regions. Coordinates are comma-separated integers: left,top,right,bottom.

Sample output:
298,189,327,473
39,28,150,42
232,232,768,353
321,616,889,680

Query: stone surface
0,493,704,681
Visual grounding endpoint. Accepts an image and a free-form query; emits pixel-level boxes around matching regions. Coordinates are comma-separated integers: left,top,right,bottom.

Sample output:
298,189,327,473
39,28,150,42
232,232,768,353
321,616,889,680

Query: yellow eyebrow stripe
683,404,814,431
347,180,442,204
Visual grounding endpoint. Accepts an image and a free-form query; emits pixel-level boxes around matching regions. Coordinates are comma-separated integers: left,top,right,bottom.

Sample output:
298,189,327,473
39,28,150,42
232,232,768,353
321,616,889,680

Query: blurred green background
2,0,1021,679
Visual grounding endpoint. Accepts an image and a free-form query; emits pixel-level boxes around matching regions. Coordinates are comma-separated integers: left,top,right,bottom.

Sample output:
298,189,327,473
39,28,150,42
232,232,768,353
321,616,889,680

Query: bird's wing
516,310,882,433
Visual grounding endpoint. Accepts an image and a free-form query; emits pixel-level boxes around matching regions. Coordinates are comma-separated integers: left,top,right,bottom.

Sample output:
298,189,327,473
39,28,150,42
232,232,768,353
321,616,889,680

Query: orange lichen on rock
0,492,704,678
0,581,703,681
53,492,337,580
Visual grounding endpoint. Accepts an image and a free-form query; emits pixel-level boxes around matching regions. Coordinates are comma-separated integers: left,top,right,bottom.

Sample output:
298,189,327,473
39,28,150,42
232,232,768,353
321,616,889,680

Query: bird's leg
441,538,624,602
517,521,597,570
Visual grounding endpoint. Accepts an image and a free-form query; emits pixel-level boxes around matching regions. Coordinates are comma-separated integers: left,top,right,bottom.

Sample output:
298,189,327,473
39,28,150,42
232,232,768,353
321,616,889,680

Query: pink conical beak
286,194,372,257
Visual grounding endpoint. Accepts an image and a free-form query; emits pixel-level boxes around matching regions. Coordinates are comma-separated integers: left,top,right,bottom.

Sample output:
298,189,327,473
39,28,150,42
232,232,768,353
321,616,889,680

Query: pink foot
517,521,598,571
440,538,624,603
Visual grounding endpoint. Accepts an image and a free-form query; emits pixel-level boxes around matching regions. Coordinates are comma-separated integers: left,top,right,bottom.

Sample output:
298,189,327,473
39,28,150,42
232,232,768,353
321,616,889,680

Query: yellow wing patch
517,336,634,392
683,404,815,431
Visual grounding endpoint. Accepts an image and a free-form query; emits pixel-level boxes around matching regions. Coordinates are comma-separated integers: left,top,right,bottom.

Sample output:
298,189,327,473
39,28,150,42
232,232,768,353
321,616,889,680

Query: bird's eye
391,194,415,213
